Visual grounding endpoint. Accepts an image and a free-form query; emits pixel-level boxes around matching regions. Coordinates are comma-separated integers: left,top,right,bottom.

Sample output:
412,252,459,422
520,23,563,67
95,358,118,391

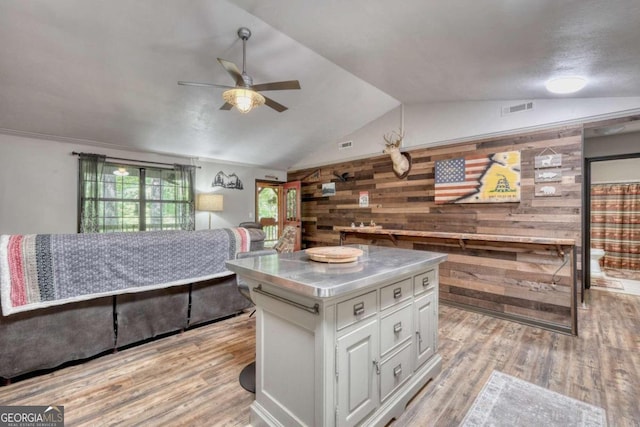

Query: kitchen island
226,245,447,427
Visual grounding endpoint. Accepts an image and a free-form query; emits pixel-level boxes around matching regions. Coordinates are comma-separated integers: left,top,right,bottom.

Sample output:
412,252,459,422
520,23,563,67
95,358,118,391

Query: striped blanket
0,228,250,316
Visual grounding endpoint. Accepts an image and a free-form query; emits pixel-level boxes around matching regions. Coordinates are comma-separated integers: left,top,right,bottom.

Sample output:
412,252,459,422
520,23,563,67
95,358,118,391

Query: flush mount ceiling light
113,167,129,176
545,76,587,94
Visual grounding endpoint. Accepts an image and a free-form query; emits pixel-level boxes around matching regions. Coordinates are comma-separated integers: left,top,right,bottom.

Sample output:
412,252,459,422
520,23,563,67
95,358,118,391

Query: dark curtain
591,183,640,271
78,154,106,233
174,164,196,231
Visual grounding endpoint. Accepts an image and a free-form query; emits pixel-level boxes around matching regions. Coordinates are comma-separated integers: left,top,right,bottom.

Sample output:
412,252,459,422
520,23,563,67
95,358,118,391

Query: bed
0,228,262,381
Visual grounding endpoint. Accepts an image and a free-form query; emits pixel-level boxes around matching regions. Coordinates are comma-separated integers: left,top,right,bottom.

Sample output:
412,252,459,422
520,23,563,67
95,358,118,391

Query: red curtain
591,183,640,271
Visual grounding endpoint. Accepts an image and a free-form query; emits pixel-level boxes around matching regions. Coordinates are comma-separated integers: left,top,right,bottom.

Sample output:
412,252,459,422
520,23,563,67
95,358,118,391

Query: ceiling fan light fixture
179,26,300,113
113,167,129,176
545,76,587,94
222,87,265,113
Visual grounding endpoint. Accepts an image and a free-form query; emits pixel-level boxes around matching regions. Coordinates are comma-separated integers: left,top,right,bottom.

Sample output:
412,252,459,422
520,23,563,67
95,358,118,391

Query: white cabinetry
336,319,378,427
248,267,442,427
226,246,447,427
414,269,438,368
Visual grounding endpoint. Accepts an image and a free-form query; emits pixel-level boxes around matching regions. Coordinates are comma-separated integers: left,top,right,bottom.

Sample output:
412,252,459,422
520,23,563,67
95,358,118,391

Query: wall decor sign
322,182,336,196
534,153,562,169
212,171,244,190
534,167,562,183
434,151,521,204
535,184,561,197
359,191,369,208
301,168,321,183
534,148,562,195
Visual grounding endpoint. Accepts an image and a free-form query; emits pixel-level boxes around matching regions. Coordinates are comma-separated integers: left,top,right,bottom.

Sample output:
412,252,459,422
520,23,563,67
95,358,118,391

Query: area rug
460,370,607,427
591,277,625,290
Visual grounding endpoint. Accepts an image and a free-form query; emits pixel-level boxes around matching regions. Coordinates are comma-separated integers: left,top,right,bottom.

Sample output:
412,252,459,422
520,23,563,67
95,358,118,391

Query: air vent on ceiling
501,101,534,116
338,140,353,150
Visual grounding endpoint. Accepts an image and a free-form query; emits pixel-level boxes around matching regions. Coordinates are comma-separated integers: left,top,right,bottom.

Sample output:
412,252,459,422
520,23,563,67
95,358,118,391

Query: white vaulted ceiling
1,0,639,169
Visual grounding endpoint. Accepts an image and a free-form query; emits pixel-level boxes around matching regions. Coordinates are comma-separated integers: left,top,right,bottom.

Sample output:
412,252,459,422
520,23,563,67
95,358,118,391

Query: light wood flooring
0,289,638,426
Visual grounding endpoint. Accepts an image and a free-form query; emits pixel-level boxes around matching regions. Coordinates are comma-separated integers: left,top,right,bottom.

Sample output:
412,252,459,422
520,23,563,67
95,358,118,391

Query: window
78,155,195,233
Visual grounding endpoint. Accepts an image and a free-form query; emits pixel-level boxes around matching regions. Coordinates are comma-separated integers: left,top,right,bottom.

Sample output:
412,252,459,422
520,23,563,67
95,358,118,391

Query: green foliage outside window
84,163,193,232
257,187,278,221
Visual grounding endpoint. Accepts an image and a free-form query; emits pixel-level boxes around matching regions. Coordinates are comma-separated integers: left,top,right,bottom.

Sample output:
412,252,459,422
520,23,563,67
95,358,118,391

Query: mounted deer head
382,130,412,179
383,131,403,150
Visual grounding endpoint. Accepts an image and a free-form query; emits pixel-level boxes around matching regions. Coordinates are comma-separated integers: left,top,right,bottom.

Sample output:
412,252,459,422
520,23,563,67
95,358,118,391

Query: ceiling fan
178,27,301,113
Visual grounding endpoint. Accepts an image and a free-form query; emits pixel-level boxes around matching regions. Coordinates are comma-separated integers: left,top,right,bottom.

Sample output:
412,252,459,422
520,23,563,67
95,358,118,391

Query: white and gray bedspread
0,228,251,315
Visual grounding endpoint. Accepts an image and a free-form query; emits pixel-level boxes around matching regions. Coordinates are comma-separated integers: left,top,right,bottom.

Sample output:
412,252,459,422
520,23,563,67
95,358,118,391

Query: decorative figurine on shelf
351,222,356,228
360,222,365,228
370,220,376,227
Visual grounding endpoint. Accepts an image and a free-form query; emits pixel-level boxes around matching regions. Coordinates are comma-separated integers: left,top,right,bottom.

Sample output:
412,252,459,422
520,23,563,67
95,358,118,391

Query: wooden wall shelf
334,227,574,258
334,226,577,335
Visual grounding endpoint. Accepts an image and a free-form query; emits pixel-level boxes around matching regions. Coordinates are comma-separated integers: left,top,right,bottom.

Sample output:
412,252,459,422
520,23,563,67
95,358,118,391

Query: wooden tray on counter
305,246,363,263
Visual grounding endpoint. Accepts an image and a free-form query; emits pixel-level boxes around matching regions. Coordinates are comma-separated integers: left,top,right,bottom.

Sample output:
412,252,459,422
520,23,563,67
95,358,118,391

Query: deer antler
383,130,404,147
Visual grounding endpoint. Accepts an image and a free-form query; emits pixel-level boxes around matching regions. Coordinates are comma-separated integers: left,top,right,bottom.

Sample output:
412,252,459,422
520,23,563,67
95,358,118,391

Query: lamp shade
222,88,265,113
197,194,224,212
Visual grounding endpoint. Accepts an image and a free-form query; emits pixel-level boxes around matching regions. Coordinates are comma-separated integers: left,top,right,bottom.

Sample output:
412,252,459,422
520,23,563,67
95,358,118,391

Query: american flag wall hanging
434,151,521,204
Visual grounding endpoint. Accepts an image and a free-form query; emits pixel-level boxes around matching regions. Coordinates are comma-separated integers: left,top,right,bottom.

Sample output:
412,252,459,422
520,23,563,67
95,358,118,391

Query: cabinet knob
393,322,403,334
422,276,430,287
353,302,365,316
393,287,402,299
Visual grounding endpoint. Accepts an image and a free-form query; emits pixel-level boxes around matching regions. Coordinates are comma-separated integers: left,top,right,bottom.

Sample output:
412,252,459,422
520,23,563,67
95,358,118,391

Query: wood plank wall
288,126,583,331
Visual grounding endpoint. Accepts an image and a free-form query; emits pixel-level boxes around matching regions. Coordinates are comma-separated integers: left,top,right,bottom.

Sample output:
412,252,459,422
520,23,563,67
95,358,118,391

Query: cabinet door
414,290,436,369
336,319,379,427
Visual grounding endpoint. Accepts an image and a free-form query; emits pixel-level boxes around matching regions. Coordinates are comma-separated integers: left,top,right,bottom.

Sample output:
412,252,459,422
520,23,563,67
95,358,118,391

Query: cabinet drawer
380,303,412,357
336,290,377,331
380,342,413,402
380,278,412,311
413,269,437,296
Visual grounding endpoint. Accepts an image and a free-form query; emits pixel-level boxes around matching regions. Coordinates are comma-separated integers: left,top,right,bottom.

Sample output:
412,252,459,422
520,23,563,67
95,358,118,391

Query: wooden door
283,181,302,251
256,181,282,248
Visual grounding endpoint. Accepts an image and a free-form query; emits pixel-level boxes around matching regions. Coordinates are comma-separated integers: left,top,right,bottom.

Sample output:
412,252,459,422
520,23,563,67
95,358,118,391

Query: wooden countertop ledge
333,226,575,257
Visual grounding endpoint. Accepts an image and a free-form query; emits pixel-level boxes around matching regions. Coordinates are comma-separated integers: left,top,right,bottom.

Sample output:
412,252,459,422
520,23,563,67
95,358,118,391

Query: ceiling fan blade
263,96,288,112
251,80,301,92
178,81,234,89
217,58,244,86
220,102,234,111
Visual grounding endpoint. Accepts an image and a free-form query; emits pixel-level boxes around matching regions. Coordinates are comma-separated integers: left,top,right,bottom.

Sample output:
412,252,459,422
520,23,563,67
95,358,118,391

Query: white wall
291,97,640,170
0,133,285,234
591,157,640,184
584,130,640,158
587,130,640,184
194,161,286,230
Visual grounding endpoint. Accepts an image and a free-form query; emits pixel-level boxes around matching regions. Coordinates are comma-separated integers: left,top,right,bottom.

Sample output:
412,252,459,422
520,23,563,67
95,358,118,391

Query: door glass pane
286,188,297,220
257,185,279,247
